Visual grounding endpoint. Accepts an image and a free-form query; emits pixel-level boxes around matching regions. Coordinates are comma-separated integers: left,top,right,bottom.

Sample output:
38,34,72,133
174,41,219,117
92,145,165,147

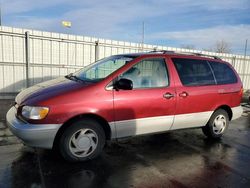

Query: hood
16,77,91,105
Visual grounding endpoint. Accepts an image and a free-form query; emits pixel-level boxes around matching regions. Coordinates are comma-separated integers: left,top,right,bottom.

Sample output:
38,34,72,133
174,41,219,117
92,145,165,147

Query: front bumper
6,107,62,149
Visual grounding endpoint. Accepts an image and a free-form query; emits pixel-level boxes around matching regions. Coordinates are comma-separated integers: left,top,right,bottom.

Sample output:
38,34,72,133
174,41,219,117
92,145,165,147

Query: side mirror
114,78,133,90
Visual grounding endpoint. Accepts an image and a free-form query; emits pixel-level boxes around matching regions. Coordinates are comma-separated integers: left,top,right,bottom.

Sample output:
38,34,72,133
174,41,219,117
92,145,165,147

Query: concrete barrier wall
0,26,250,97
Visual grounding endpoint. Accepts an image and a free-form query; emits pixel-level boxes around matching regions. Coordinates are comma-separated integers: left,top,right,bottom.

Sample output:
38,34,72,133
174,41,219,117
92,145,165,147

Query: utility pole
243,39,248,85
244,39,248,57
141,21,144,51
0,4,2,26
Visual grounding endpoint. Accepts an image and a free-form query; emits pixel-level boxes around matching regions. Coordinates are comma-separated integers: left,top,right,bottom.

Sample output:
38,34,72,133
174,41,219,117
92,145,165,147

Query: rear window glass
172,58,215,86
208,61,237,84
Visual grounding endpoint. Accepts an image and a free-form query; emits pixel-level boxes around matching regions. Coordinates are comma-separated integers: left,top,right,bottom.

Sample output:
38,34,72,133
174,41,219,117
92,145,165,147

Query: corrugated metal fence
0,26,250,97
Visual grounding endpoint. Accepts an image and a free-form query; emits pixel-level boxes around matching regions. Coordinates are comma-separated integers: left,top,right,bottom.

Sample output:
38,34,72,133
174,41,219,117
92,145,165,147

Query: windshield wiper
65,73,85,83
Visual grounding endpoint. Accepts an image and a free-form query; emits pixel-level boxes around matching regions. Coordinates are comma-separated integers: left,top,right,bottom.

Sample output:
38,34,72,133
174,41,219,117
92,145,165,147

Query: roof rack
148,50,175,54
147,50,221,60
182,52,221,60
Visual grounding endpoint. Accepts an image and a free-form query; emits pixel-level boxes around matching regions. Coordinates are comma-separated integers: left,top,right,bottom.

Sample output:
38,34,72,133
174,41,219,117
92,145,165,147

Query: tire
202,109,229,139
59,118,106,162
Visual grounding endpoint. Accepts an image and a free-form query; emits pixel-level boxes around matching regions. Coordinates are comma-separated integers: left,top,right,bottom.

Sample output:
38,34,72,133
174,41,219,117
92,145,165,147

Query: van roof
123,50,222,60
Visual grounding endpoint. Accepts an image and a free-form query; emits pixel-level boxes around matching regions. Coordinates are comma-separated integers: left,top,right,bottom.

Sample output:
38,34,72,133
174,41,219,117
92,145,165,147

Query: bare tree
214,40,231,53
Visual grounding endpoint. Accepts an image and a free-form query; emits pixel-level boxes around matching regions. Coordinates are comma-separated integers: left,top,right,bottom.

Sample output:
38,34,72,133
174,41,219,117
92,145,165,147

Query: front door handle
163,92,175,99
179,91,188,98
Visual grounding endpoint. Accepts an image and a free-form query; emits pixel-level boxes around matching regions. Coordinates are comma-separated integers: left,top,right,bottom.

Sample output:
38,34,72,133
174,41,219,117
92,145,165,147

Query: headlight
21,106,49,120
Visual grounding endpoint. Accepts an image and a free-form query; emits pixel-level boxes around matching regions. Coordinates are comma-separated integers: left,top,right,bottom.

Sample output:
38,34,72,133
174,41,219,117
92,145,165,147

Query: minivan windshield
66,55,136,82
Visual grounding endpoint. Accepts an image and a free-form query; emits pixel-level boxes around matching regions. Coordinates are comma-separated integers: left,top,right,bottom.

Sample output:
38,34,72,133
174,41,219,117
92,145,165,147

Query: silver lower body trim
170,111,213,130
110,115,174,138
6,107,62,149
109,106,242,139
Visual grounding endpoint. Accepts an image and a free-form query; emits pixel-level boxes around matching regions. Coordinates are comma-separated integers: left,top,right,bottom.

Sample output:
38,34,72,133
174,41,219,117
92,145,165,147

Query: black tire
59,118,105,162
202,109,229,139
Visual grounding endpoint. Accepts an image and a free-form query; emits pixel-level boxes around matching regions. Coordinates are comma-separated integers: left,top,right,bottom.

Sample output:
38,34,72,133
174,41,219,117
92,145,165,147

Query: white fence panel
0,25,250,97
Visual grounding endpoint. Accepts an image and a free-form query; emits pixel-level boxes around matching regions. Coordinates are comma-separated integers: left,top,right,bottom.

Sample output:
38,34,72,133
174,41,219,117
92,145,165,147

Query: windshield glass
71,55,136,82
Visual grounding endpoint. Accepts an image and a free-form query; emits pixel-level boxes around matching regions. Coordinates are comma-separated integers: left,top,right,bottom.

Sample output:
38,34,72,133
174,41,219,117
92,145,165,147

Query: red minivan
6,51,243,161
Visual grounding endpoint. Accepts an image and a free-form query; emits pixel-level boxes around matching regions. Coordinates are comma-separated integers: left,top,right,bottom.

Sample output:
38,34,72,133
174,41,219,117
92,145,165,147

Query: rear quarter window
172,58,215,86
208,61,238,85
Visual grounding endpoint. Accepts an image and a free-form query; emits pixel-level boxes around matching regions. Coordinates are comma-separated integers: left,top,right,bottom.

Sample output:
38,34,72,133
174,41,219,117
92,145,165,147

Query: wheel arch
53,113,112,149
213,105,233,121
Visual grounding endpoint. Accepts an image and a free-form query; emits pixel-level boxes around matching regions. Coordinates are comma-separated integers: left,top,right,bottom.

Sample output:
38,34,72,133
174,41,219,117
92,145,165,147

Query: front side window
71,55,136,82
208,61,237,84
172,58,215,86
120,58,169,88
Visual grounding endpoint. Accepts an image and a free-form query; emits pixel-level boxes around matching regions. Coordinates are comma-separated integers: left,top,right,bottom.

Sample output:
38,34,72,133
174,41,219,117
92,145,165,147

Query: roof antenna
153,47,158,52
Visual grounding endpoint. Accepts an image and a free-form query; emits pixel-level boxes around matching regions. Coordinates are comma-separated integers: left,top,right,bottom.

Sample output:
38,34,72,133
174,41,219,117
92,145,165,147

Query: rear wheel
59,119,105,162
202,109,229,139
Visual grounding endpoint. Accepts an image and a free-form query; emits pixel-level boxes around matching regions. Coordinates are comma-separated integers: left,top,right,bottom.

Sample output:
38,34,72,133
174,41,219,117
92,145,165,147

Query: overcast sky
2,0,250,54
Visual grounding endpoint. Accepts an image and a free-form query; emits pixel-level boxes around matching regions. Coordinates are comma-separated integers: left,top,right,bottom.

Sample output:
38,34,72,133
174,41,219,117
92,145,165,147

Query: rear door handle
163,92,175,99
179,91,188,98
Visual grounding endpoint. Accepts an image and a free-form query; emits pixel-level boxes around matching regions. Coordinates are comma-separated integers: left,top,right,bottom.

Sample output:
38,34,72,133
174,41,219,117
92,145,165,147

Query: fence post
25,31,30,88
231,56,236,67
95,40,99,62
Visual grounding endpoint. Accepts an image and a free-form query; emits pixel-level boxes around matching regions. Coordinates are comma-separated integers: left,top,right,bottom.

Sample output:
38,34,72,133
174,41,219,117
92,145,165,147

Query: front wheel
59,119,105,162
202,109,229,139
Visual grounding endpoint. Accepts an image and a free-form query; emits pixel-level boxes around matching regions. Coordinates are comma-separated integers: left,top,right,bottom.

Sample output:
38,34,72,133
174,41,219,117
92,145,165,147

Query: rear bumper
6,107,62,149
231,106,243,120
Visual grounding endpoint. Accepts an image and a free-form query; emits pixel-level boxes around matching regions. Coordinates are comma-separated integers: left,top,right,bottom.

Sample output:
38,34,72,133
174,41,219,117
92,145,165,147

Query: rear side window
172,58,215,86
208,61,237,85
